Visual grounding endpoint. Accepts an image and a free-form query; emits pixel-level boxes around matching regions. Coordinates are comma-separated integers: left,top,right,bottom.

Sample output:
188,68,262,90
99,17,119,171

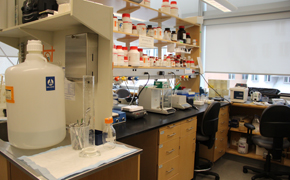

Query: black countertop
114,102,229,140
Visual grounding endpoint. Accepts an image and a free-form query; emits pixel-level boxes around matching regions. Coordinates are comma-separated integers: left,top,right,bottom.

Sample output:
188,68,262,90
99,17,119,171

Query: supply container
118,19,123,32
171,31,177,41
69,124,89,150
113,16,118,31
157,27,162,39
122,13,132,33
138,48,143,57
102,117,116,149
139,57,144,66
5,40,66,149
122,46,128,57
116,45,124,66
170,1,178,17
238,137,248,154
161,0,170,14
132,25,137,34
113,45,118,66
137,23,146,36
147,25,154,37
143,54,150,67
124,56,128,66
177,26,186,43
193,39,197,46
186,33,191,44
128,46,140,66
153,27,158,38
164,28,171,40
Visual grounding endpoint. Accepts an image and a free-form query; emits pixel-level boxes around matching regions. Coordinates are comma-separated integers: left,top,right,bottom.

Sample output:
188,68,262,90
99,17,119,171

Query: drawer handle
221,121,225,124
168,125,176,129
187,119,194,122
220,138,224,142
187,127,194,131
222,107,225,110
166,149,175,154
220,130,224,133
219,149,224,153
221,113,226,116
167,133,176,137
166,168,174,173
193,138,196,140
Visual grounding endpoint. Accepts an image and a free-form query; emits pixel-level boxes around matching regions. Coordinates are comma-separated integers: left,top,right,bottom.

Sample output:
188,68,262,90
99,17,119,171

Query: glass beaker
79,75,100,158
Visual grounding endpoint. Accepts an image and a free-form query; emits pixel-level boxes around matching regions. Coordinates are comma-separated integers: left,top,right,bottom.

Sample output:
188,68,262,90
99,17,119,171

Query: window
242,74,248,80
264,75,271,82
252,75,258,81
228,74,235,80
284,77,290,83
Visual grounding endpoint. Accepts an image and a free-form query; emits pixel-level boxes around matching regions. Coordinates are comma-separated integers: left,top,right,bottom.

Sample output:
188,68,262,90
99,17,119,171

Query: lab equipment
65,33,98,82
121,105,147,119
112,110,126,124
138,87,176,115
230,85,248,103
102,117,116,149
238,137,248,154
251,91,262,101
69,123,89,150
5,40,66,149
170,95,192,109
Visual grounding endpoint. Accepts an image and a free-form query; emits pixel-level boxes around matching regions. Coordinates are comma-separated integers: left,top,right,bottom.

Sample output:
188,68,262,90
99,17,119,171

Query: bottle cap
27,40,43,52
186,33,190,35
138,48,143,52
122,47,128,50
105,117,113,124
163,0,169,2
140,57,143,61
179,26,185,29
122,13,130,18
137,23,146,25
171,1,177,4
130,46,138,50
157,27,161,28
113,16,117,18
124,56,128,61
132,25,137,29
165,28,171,31
116,45,123,49
147,25,152,28
113,45,116,49
143,54,147,56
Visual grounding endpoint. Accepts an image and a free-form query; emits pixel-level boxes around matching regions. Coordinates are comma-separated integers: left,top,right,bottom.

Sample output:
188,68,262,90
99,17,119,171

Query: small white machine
170,95,192,109
230,86,248,103
251,91,262,101
121,105,144,112
138,87,176,115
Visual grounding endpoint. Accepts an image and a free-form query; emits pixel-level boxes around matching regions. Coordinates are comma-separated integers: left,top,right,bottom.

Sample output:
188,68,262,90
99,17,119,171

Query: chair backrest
201,102,221,136
260,105,290,138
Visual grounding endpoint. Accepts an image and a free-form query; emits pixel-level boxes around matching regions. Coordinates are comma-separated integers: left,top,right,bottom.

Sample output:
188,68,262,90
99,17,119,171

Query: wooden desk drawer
216,128,227,139
158,156,179,180
158,138,180,164
218,119,229,130
213,139,227,161
215,136,227,147
159,124,181,144
219,106,229,119
180,118,196,137
168,173,179,180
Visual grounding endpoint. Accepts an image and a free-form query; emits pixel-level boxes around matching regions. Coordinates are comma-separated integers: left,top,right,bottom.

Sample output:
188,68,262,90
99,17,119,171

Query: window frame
228,74,235,80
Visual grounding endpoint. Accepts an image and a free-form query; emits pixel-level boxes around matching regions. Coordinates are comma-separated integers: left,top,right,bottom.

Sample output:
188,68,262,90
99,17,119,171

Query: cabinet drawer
216,128,227,139
219,106,229,119
168,173,179,180
180,118,196,137
159,124,181,144
218,118,228,129
215,136,227,147
158,156,179,180
213,139,227,161
158,138,180,164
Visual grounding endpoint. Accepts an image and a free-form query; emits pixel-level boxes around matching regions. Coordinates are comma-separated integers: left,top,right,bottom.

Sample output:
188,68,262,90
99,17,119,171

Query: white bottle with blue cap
5,40,66,149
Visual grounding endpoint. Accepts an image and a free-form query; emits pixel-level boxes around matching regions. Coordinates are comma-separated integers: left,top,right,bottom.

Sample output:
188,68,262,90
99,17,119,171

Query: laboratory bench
0,128,142,180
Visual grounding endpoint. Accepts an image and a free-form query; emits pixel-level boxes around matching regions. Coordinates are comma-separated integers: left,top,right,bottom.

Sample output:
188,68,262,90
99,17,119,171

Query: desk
226,102,290,167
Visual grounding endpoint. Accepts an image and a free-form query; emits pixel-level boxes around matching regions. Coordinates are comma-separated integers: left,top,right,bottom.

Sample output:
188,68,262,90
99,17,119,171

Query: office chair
243,105,290,180
194,102,221,180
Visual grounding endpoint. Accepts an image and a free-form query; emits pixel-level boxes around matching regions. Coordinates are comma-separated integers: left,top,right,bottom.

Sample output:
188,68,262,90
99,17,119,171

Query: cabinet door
179,133,195,180
0,155,9,180
158,138,180,164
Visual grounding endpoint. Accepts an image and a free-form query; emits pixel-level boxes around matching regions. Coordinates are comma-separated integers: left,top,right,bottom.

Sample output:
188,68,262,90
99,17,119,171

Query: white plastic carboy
5,40,66,149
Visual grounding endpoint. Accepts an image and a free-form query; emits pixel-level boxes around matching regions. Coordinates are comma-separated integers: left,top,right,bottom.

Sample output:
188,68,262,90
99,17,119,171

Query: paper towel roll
0,0,7,29
7,0,16,28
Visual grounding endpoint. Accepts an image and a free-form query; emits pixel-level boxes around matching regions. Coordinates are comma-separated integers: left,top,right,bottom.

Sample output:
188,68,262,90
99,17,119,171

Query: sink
0,121,8,141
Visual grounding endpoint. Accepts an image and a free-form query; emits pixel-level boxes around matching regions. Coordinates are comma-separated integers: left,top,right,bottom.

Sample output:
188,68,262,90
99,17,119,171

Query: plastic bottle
118,19,123,32
193,39,197,46
116,45,124,66
122,13,132,34
122,46,128,57
124,56,128,67
113,16,118,31
132,25,137,34
143,54,150,67
177,26,186,43
238,137,248,154
128,46,140,66
153,27,158,38
157,27,162,39
5,40,66,149
164,28,171,40
102,117,116,149
137,23,146,36
147,25,154,37
138,48,143,57
161,0,170,14
139,57,144,66
170,1,178,17
252,115,260,133
113,45,118,66
171,31,177,41
186,33,191,44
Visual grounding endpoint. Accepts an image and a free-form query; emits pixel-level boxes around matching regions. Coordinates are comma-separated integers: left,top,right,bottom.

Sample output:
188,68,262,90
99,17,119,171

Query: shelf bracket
116,35,139,44
149,11,171,24
20,28,53,46
117,2,141,14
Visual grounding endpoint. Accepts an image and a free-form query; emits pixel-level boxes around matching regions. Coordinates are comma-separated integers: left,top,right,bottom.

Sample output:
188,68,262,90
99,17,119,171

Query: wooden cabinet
199,105,230,162
157,117,197,180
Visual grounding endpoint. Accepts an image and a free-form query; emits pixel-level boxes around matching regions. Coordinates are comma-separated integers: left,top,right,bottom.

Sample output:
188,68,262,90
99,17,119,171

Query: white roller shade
205,19,290,75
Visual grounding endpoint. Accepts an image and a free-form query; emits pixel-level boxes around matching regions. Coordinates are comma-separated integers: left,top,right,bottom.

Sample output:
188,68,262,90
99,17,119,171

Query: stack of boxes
208,79,229,98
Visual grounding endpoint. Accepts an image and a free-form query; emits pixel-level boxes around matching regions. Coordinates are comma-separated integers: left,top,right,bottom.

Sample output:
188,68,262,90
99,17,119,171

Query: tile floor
195,154,290,180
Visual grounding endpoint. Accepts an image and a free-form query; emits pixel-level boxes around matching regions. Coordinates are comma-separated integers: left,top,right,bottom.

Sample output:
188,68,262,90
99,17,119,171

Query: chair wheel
215,177,220,180
243,167,248,173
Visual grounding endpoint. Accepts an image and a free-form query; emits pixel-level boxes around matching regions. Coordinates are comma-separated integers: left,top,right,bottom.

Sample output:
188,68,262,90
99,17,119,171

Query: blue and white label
46,76,55,91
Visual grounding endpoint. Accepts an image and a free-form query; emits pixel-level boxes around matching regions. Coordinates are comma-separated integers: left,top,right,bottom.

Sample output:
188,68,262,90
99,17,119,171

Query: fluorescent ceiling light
202,0,237,12
114,13,147,22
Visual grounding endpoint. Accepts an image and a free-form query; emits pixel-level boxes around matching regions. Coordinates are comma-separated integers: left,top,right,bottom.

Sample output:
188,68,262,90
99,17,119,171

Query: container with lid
238,137,248,154
170,1,178,17
102,117,116,149
5,40,66,149
139,57,144,66
116,45,124,66
186,33,191,44
147,25,154,37
137,23,146,36
193,39,197,46
113,16,118,31
122,13,132,34
113,45,118,66
161,0,170,14
132,25,137,34
177,26,186,43
157,27,162,39
153,27,158,38
128,46,140,66
164,28,171,40
124,56,128,67
118,19,123,32
138,48,143,57
143,54,150,67
122,46,128,57
171,31,177,41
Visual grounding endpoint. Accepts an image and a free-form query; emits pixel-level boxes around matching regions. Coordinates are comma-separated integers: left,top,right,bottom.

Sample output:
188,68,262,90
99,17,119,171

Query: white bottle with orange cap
102,117,116,149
